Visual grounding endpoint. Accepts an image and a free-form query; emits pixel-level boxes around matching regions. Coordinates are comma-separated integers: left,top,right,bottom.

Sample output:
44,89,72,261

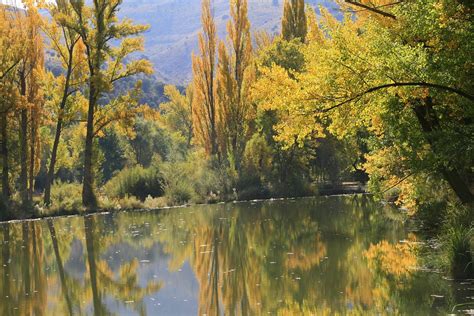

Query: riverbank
0,185,369,224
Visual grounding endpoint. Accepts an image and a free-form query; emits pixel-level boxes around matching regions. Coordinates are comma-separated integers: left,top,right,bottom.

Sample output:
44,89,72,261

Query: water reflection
0,196,472,315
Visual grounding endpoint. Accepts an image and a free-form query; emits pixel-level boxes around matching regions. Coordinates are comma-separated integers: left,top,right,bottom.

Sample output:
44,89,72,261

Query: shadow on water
0,196,472,315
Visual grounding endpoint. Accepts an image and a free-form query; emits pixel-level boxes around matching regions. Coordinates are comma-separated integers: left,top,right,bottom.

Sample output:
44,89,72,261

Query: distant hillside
119,0,338,85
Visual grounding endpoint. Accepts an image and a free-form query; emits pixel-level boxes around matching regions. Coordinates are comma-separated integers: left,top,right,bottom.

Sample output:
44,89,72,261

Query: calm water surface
0,196,472,315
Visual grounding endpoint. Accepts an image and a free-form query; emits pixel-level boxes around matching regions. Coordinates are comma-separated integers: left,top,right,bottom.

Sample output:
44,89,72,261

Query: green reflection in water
0,196,472,315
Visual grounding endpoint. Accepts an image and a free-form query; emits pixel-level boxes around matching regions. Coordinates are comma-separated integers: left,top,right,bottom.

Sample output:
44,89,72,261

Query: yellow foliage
365,235,418,278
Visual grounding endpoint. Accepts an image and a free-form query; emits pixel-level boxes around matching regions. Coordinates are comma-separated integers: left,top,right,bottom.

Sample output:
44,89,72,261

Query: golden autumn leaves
192,0,254,167
0,0,153,209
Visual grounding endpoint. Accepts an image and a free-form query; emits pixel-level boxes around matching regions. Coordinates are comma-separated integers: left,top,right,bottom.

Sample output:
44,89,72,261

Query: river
0,196,472,315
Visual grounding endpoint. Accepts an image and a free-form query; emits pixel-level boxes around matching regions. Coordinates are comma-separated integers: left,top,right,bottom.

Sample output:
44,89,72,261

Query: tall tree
42,0,85,206
217,0,254,168
14,4,44,208
0,5,22,205
281,0,307,43
65,0,153,208
192,0,220,158
255,3,474,207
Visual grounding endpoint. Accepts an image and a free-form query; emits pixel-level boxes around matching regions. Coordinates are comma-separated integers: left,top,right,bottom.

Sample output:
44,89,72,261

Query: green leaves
253,0,474,208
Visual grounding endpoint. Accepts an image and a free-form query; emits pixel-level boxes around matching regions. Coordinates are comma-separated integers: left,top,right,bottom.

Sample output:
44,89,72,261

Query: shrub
98,195,117,210
186,151,222,200
143,195,168,209
160,150,221,204
164,180,196,205
104,165,164,201
115,195,144,210
50,181,83,212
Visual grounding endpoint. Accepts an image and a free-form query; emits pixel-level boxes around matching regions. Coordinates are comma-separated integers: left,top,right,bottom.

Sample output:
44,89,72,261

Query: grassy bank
415,202,474,279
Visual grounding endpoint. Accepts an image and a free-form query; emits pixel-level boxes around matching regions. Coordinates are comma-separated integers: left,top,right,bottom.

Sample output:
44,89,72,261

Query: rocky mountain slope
119,0,336,84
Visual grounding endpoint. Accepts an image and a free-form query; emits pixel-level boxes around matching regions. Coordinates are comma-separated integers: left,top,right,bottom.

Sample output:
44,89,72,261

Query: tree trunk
1,112,10,202
44,50,74,206
412,97,473,203
82,87,97,209
43,116,63,206
20,109,29,206
28,115,36,201
19,73,29,208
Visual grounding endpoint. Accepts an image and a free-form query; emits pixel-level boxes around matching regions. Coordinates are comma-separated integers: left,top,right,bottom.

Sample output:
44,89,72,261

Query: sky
0,0,54,8
0,0,25,8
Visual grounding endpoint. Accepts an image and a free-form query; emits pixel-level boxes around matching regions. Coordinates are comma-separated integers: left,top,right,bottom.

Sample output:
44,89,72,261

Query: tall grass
445,226,473,278
440,203,474,279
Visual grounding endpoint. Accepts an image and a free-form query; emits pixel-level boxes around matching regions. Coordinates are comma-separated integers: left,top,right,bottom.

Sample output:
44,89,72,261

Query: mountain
119,0,337,85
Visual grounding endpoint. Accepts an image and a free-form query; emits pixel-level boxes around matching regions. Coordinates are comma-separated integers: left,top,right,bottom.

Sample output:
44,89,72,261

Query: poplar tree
64,0,153,208
0,5,22,204
217,0,253,167
192,0,220,158
14,4,44,208
282,0,307,43
42,0,85,206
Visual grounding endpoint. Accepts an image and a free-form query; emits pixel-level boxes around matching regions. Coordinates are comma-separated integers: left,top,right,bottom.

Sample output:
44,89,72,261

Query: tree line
0,0,152,213
0,0,472,227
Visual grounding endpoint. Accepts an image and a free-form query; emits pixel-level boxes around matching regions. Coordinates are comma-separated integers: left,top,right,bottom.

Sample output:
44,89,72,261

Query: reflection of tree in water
47,218,74,315
157,197,457,315
0,216,162,315
0,222,47,316
157,201,328,315
83,215,162,316
0,197,466,314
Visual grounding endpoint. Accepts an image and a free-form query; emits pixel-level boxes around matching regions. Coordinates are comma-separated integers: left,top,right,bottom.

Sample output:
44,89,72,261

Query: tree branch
0,60,20,81
382,173,413,194
345,0,397,19
318,82,474,113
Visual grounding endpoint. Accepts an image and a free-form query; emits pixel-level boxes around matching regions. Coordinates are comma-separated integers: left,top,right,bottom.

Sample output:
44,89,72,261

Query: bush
98,195,117,210
164,180,196,205
143,195,168,209
160,150,221,205
115,195,144,210
104,165,164,201
383,187,401,203
50,181,83,212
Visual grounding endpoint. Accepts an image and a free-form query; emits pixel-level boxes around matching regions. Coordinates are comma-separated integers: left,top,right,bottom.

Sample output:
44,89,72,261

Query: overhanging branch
345,0,397,19
317,82,474,113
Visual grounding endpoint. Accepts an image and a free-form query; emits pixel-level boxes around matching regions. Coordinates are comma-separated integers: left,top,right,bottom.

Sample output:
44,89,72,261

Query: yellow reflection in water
365,233,418,278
